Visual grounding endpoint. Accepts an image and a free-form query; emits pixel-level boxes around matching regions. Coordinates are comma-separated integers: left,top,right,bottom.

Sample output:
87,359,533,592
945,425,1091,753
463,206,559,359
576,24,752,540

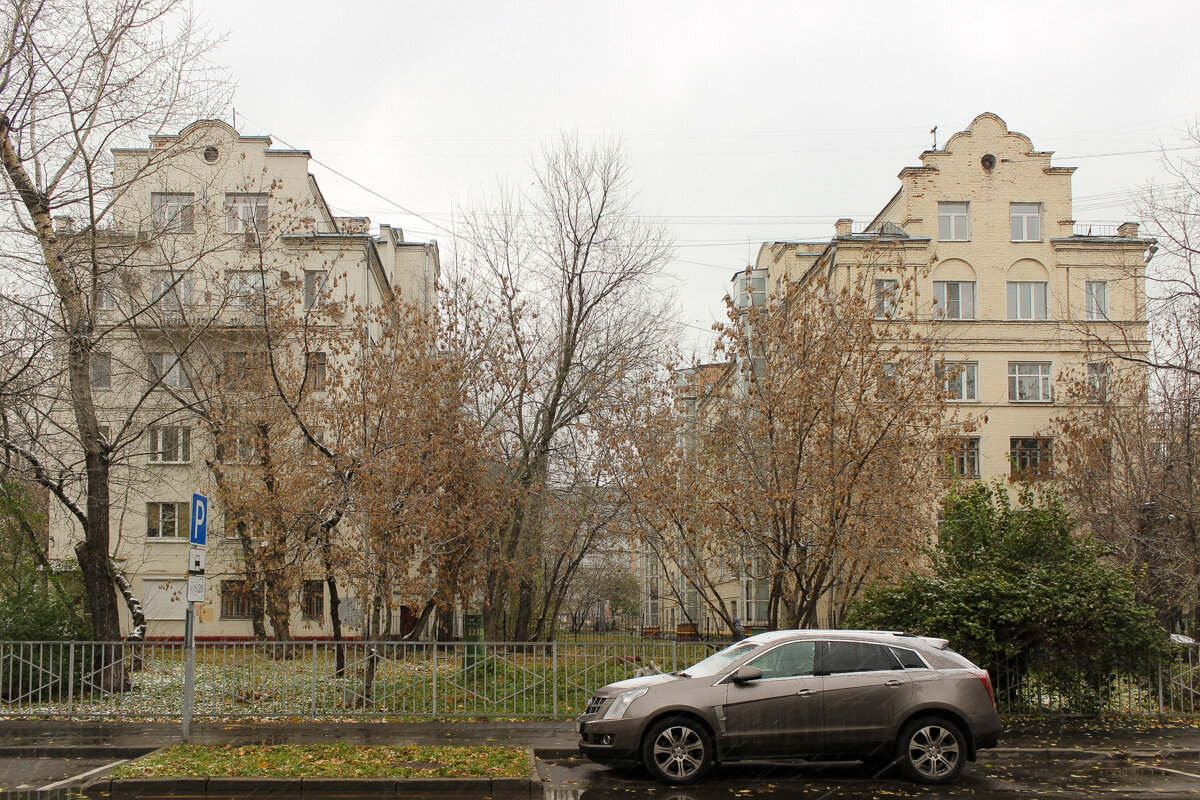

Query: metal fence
1,640,1198,720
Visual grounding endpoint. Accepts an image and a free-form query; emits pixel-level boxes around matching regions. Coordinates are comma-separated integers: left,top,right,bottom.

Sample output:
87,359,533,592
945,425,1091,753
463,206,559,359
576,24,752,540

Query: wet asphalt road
539,754,1200,799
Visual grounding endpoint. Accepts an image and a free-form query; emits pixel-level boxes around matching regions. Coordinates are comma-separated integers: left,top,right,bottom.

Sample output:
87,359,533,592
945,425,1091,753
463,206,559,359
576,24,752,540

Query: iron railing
1,640,1197,719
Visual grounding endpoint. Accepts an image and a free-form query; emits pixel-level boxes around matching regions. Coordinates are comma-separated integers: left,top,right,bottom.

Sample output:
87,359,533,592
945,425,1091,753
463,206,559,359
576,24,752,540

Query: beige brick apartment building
652,112,1153,634
46,120,439,639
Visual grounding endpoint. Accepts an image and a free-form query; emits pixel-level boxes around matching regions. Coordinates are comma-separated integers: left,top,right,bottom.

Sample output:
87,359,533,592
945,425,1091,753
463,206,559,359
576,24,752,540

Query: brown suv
578,630,1000,785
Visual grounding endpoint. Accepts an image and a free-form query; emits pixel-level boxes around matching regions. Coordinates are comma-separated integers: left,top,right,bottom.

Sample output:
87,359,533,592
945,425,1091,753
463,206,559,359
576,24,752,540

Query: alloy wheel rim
908,724,960,778
652,725,705,779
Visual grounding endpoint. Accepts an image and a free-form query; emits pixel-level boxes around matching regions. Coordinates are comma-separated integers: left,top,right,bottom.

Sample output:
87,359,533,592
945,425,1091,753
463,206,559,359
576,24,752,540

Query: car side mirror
731,665,763,684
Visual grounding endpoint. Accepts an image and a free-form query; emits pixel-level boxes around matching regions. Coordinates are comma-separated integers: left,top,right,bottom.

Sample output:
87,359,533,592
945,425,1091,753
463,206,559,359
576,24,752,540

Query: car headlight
602,687,648,720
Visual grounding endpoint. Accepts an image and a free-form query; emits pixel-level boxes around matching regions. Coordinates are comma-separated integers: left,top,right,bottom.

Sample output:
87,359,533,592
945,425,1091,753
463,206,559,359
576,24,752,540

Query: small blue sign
190,493,208,547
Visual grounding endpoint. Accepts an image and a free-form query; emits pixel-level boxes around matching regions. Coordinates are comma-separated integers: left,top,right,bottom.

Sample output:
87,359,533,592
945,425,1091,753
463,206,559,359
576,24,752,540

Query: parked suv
577,630,1000,785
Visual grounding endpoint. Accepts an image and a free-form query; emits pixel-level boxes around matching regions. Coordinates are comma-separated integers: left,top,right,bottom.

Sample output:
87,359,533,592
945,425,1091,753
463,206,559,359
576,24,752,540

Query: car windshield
680,641,764,678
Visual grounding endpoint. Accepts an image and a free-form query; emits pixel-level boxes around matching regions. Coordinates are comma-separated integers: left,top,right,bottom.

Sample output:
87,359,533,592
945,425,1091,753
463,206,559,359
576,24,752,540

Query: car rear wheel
641,716,714,785
896,716,966,784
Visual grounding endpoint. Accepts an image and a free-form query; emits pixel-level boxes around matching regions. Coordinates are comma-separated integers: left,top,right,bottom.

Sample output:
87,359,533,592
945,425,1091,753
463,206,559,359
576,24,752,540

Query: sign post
182,493,207,742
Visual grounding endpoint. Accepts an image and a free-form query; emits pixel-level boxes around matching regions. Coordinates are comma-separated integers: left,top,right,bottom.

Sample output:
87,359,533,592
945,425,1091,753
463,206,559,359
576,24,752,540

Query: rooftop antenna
232,107,237,131
931,125,938,150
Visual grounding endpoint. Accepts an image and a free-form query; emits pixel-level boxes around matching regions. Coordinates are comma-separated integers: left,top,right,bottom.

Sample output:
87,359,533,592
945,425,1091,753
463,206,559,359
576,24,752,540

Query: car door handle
795,688,815,696
885,679,904,687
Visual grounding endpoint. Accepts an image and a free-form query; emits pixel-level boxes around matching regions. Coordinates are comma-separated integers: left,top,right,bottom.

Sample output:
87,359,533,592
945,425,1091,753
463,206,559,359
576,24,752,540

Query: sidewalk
1,718,1199,758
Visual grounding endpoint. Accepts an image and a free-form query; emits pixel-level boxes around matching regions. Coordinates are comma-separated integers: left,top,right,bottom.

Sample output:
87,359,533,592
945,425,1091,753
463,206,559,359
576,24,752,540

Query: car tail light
971,669,996,708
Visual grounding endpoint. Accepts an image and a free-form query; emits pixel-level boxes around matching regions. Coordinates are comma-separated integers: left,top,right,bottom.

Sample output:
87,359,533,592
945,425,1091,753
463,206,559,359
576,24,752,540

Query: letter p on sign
190,493,208,547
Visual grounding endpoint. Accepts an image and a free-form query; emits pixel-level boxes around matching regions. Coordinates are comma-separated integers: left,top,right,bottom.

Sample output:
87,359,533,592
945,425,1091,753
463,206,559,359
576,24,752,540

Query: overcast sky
199,0,1200,355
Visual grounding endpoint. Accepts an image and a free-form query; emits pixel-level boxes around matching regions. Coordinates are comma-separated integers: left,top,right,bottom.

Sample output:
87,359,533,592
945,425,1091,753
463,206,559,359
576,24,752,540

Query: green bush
846,482,1167,710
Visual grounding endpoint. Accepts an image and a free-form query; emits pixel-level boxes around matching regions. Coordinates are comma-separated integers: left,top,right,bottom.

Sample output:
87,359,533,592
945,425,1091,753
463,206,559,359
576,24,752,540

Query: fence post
431,641,438,717
310,642,318,717
66,643,75,720
552,641,559,718
672,638,677,671
1158,658,1165,714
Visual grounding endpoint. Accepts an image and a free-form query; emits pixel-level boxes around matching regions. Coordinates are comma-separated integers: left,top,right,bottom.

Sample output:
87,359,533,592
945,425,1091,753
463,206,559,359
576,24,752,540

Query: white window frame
1085,280,1109,320
1087,361,1110,402
874,279,899,319
150,353,189,390
1007,281,1049,320
91,351,112,391
932,281,976,320
938,362,978,401
147,501,189,539
151,192,195,233
304,271,330,311
1010,203,1042,242
149,271,194,308
149,426,192,463
225,193,268,235
1008,362,1053,403
938,202,969,241
226,270,266,308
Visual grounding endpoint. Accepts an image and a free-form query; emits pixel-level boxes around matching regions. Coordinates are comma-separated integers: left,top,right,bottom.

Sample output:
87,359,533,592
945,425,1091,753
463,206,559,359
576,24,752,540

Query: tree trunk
325,574,345,677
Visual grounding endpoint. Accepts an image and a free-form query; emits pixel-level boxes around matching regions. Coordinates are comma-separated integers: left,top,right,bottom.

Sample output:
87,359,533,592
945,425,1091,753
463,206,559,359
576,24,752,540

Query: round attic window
203,145,219,163
981,153,996,171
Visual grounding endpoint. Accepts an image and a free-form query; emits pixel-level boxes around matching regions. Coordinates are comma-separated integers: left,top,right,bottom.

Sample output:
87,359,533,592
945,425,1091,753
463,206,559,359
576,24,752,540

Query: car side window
747,641,817,679
822,641,900,674
889,647,928,669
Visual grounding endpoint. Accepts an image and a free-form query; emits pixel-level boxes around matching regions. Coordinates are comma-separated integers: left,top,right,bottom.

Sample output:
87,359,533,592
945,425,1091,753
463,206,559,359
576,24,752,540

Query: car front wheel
641,716,714,785
896,716,967,784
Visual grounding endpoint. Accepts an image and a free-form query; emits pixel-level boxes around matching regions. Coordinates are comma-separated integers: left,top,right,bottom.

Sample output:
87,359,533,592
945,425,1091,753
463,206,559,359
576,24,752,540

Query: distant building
47,120,439,639
647,113,1153,633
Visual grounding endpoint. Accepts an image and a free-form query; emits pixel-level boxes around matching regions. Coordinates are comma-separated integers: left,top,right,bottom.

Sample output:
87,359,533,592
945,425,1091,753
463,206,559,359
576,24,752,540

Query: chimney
1118,222,1139,239
835,218,853,237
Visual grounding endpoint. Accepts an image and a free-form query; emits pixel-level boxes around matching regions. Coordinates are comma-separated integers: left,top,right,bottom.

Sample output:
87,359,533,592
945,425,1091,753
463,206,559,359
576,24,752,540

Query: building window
91,352,112,390
97,273,118,311
150,353,190,389
1085,280,1108,320
933,281,976,320
151,192,195,233
874,279,899,319
304,271,329,311
225,193,268,235
301,580,324,620
743,551,771,624
149,427,191,463
1010,203,1041,242
937,362,978,401
226,270,265,308
222,351,266,390
147,501,189,539
1008,362,1052,402
1087,361,1110,403
306,352,327,391
942,437,981,479
937,202,969,241
149,271,194,308
733,271,767,308
1011,437,1053,480
220,580,252,619
1007,281,1049,320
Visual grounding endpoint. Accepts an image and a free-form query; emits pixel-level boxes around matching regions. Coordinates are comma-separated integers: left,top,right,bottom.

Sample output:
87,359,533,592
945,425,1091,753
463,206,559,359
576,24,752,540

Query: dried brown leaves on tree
620,259,960,631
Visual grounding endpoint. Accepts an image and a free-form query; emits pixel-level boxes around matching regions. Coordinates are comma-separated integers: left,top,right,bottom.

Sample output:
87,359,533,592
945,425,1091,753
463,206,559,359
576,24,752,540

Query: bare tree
453,136,676,640
0,0,225,644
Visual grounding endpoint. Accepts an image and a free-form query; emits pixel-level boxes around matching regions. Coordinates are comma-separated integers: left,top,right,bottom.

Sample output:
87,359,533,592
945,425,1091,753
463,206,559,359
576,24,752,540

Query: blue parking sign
190,493,208,547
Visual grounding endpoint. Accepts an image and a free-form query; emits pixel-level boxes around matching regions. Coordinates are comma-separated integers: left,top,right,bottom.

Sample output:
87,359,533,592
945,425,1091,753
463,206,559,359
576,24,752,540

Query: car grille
584,695,606,715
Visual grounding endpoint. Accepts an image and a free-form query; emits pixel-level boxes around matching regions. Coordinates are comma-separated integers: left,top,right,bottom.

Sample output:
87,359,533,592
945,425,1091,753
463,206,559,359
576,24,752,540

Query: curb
0,745,159,759
84,776,539,799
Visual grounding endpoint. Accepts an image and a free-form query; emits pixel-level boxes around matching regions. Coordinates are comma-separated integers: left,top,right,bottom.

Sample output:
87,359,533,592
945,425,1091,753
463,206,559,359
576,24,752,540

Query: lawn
110,743,531,779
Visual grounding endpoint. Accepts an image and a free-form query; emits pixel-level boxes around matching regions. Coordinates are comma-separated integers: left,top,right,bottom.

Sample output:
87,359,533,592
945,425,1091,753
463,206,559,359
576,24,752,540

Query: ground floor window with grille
220,579,253,619
147,501,189,538
301,580,325,620
942,437,981,478
1010,437,1053,480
